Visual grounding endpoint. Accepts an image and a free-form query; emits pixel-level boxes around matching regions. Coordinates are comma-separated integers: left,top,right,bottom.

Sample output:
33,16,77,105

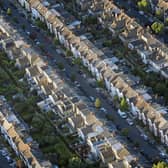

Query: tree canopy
151,22,164,34
152,161,168,168
95,98,101,108
137,0,149,11
7,8,12,15
120,97,129,112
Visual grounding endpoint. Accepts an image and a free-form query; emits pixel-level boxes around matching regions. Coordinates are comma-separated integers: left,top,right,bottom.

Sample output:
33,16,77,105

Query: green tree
21,24,25,30
154,83,166,96
53,37,59,45
120,97,129,111
165,18,168,26
95,98,101,108
70,73,76,82
73,58,82,65
113,95,119,103
151,22,164,34
155,9,163,20
106,114,114,121
97,79,104,88
57,62,64,70
152,161,168,168
84,16,97,25
31,113,45,131
121,128,129,136
7,8,12,15
35,19,47,30
137,0,149,11
68,157,82,168
102,40,112,47
66,49,73,57
0,1,3,8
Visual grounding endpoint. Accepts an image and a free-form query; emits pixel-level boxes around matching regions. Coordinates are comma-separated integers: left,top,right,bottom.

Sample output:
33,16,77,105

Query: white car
89,96,95,102
100,107,107,113
139,11,144,15
120,113,127,119
26,31,30,35
126,118,134,126
31,24,36,28
1,150,8,156
118,110,127,119
140,134,148,141
36,41,40,45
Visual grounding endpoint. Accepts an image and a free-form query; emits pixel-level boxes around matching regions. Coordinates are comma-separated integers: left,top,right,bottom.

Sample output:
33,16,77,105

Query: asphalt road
0,143,11,168
1,0,164,166
0,155,11,168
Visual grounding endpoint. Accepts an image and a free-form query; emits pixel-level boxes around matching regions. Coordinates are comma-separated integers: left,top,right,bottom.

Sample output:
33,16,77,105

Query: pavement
1,0,166,167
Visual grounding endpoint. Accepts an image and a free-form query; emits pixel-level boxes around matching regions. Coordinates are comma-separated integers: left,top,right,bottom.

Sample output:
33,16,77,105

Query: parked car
89,96,95,102
89,82,96,88
148,139,155,145
6,156,13,163
35,41,40,45
139,11,144,15
77,70,83,74
100,107,107,113
126,118,134,126
26,31,30,35
0,148,8,157
74,81,80,87
118,110,127,119
140,133,148,141
159,152,167,159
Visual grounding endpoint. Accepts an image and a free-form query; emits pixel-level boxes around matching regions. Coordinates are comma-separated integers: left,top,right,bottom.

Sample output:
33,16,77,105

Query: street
0,155,11,168
0,142,12,168
1,0,164,166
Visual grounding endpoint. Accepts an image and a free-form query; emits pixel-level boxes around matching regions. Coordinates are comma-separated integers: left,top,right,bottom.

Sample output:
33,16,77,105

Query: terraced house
15,0,168,146
0,96,52,168
0,21,138,167
100,0,168,79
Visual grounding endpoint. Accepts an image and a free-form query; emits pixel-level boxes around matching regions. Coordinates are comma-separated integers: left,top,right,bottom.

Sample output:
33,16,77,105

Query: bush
155,9,163,20
70,74,76,82
7,8,12,15
102,40,112,47
66,49,73,57
84,16,97,25
53,38,59,45
95,98,101,108
35,19,47,30
68,157,82,168
57,62,64,70
121,128,129,136
31,113,45,130
137,0,149,12
151,22,164,34
106,114,114,121
97,79,105,88
152,161,168,168
73,58,82,65
120,97,129,112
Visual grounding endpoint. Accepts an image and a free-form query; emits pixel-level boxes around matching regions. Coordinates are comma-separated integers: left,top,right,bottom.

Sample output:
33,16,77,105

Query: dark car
78,70,83,74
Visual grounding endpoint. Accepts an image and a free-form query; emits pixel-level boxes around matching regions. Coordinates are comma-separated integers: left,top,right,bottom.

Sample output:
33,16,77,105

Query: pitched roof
27,65,40,77
69,114,85,128
99,145,115,163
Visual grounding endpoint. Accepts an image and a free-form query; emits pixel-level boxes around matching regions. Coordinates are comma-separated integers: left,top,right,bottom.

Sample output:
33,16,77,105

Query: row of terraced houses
0,16,137,167
15,0,168,146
